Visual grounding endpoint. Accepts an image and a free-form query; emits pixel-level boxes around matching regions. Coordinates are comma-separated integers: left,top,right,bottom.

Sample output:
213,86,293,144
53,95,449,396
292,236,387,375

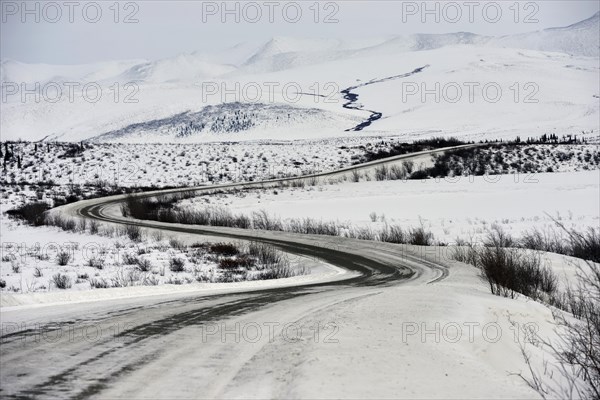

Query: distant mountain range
1,12,598,143
2,12,598,86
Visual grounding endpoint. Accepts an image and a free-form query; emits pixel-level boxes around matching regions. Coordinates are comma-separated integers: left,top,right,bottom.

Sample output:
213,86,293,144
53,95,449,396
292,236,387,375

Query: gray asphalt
0,145,468,398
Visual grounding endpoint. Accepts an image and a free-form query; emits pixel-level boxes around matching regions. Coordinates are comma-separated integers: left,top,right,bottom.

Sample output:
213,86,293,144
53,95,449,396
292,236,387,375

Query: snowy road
1,144,543,399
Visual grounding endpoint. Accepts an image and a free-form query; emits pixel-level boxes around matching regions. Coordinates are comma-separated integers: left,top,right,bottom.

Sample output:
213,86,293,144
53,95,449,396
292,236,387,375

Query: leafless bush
219,256,255,270
254,264,308,280
374,165,389,181
407,226,434,246
90,277,110,289
89,220,99,235
452,238,479,266
484,224,516,248
124,224,142,242
151,229,164,242
478,246,557,300
379,224,405,244
52,273,72,289
10,261,22,273
87,256,105,270
251,210,283,231
520,259,599,399
169,257,186,272
389,165,405,180
77,218,88,233
56,250,71,266
46,214,77,232
169,237,186,250
122,252,139,265
349,226,376,241
136,258,153,272
247,242,285,268
402,160,414,175
209,242,239,256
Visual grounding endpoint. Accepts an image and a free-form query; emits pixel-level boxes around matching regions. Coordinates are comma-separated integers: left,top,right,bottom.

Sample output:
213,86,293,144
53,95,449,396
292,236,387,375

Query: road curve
0,145,469,398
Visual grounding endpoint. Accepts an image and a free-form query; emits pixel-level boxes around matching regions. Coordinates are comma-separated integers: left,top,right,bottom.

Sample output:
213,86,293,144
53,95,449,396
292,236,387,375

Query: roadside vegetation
453,222,600,400
120,194,439,246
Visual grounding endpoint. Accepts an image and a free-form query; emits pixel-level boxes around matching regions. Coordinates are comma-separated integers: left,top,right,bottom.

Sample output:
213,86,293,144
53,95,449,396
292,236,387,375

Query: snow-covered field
179,169,599,245
0,138,381,192
0,216,339,301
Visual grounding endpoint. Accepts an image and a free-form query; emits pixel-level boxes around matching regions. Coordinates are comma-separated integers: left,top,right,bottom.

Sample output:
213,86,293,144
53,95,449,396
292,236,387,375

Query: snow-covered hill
0,59,145,86
114,54,236,84
0,12,597,142
490,11,600,57
89,102,359,143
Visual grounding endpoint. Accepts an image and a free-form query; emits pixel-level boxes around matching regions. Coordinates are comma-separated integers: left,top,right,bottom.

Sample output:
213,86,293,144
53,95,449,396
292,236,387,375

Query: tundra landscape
1,1,599,399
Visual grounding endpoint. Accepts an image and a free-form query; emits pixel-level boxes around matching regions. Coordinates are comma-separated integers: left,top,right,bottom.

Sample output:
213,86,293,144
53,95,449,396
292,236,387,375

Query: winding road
1,145,475,399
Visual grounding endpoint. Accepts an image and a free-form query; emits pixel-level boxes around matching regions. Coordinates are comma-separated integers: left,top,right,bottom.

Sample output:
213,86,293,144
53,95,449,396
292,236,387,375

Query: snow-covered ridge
89,102,358,143
2,12,597,85
1,13,597,143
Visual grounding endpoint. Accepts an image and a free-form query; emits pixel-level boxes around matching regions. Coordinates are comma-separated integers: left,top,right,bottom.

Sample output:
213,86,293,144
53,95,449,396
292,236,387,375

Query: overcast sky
1,0,598,64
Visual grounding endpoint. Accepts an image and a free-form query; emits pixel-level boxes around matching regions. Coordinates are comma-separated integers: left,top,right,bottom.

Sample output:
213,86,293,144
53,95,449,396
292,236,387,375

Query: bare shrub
87,256,105,270
89,220,99,235
478,246,556,300
151,230,164,242
252,210,283,231
77,218,88,233
219,257,254,270
136,258,153,272
407,226,434,246
90,277,110,289
11,261,21,273
374,165,389,181
209,243,239,256
111,270,143,287
389,165,405,180
248,242,285,267
56,250,71,266
6,201,50,226
452,238,479,266
169,257,186,272
379,224,405,244
52,273,72,289
349,226,376,241
169,237,186,250
485,224,515,248
122,253,139,265
254,264,308,280
124,224,142,242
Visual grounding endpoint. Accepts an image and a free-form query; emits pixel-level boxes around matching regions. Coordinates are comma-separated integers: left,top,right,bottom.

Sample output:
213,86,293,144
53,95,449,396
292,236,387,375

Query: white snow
1,12,598,143
187,170,600,245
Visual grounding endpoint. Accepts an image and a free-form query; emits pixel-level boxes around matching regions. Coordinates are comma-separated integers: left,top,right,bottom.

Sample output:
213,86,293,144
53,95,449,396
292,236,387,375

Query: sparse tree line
175,110,257,136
